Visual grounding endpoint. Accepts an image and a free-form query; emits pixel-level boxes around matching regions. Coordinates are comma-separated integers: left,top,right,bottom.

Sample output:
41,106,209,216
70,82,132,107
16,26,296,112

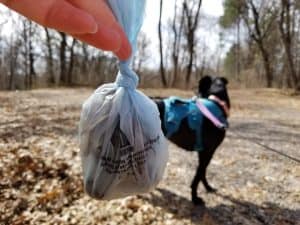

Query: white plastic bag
79,0,168,200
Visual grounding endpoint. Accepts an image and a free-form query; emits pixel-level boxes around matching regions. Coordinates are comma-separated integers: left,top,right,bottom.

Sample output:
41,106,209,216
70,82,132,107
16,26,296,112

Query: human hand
0,0,131,60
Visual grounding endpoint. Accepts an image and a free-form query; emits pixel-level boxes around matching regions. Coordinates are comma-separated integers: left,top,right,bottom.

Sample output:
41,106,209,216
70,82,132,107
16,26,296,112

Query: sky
143,0,224,31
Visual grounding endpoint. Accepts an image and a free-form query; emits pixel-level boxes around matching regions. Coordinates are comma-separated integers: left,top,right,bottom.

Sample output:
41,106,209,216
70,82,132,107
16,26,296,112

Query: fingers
112,25,132,60
0,0,132,60
72,27,121,52
1,0,98,34
73,27,131,60
70,0,132,59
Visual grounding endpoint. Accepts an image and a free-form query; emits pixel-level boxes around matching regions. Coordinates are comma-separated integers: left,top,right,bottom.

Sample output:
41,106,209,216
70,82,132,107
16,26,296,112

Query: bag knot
116,61,139,89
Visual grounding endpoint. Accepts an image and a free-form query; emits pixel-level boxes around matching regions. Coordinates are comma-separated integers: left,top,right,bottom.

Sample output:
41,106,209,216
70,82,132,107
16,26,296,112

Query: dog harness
163,96,228,151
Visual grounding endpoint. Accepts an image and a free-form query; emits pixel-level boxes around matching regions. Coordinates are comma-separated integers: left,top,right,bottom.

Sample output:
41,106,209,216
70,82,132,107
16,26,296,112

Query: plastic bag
79,0,168,200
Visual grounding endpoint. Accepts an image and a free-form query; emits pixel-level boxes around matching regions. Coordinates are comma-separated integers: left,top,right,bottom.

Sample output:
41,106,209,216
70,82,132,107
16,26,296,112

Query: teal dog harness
163,97,228,151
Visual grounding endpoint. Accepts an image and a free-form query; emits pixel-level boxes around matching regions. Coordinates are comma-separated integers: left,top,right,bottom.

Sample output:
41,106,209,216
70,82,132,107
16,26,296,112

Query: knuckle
43,3,55,26
43,0,63,27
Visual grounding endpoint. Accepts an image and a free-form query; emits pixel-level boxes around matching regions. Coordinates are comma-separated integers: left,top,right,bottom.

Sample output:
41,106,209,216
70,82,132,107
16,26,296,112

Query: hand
0,0,131,60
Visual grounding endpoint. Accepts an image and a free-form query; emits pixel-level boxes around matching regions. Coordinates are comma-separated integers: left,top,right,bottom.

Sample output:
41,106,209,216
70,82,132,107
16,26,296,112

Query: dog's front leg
199,151,217,193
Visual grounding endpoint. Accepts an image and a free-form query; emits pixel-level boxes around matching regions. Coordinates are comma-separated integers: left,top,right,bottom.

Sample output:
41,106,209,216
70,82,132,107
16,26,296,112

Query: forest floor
0,88,299,225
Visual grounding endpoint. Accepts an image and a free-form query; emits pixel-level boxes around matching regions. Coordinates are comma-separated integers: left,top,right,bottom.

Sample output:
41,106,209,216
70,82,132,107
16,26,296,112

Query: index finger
70,0,132,59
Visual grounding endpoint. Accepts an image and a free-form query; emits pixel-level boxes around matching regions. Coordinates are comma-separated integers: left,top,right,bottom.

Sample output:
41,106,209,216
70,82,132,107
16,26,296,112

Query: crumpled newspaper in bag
79,0,168,200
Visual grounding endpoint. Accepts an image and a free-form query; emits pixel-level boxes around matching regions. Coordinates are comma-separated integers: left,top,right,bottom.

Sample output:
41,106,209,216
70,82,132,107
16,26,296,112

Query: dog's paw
192,196,205,206
206,186,217,193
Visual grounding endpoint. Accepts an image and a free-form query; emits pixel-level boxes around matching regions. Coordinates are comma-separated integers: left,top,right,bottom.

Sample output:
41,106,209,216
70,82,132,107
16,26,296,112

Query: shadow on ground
141,188,300,225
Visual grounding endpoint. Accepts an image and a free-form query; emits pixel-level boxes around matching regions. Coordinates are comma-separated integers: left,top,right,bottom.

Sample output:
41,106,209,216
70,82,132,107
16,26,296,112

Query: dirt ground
0,88,299,225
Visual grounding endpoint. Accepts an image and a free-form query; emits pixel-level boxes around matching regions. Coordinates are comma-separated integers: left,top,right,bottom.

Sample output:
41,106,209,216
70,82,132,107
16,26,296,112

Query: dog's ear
198,76,212,97
220,77,228,85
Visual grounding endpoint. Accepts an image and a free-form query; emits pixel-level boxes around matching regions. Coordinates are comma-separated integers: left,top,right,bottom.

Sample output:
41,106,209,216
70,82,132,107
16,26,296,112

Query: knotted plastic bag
79,0,168,200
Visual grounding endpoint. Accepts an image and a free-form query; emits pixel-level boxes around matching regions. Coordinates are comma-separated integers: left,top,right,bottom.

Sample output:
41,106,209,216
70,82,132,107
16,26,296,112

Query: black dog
153,76,230,205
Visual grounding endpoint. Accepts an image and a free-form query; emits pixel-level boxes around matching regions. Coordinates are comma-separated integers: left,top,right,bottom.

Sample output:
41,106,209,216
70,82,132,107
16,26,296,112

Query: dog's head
198,75,230,109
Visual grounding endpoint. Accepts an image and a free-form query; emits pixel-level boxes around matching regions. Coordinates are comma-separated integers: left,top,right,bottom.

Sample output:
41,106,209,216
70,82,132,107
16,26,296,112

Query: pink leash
196,100,227,129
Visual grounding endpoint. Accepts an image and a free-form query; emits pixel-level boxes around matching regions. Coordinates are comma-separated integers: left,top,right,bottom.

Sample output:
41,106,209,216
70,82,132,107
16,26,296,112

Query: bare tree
0,13,22,90
195,40,208,79
220,0,247,81
81,43,89,80
171,0,185,87
44,28,55,85
59,32,67,85
27,21,36,89
242,0,277,87
0,18,8,89
20,18,37,89
182,0,202,87
132,32,151,76
7,35,22,90
278,0,299,89
67,38,77,85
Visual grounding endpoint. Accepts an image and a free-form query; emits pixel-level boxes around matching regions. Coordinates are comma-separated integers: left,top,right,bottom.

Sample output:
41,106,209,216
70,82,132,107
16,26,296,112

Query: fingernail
89,23,98,34
87,20,98,34
85,15,98,34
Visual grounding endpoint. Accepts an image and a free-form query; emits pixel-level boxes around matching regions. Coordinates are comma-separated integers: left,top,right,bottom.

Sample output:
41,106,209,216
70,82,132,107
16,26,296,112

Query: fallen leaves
0,88,299,225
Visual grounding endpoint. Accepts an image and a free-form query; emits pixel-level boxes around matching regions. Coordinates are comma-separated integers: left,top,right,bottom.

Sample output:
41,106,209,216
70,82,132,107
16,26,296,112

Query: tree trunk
28,22,36,89
236,18,241,82
171,1,179,87
247,0,274,87
259,42,273,87
171,0,184,87
185,38,194,86
9,50,15,90
59,32,67,85
8,40,20,90
183,0,202,88
67,38,77,85
28,40,35,89
158,0,167,87
22,20,29,89
279,0,299,89
44,28,55,85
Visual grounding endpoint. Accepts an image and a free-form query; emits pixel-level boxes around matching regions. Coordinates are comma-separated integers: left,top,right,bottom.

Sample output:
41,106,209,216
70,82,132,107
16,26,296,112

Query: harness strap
196,100,227,130
208,95,230,117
